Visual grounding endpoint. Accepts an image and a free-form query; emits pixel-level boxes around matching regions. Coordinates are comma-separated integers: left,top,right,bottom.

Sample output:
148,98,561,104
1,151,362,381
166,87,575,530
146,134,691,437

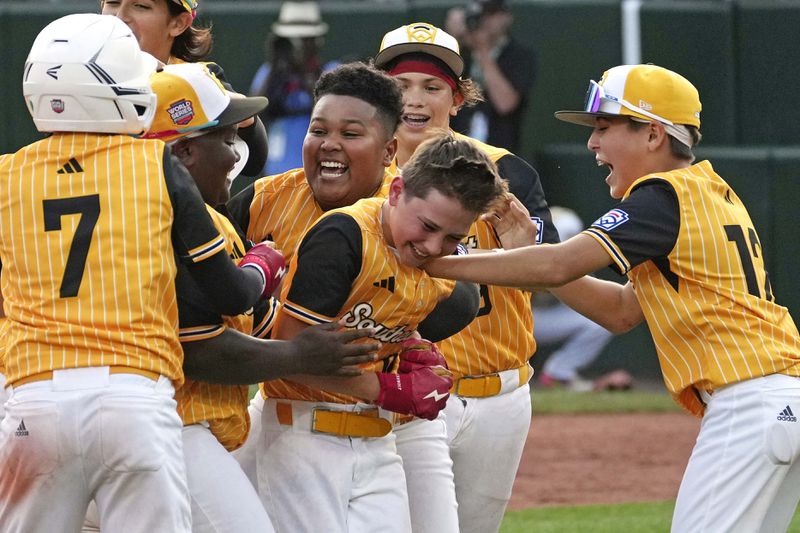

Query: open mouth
402,113,430,129
320,160,348,178
410,243,429,261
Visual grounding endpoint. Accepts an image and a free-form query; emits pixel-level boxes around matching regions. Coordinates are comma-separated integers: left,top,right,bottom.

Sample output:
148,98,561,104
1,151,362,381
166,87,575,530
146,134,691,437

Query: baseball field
500,389,800,532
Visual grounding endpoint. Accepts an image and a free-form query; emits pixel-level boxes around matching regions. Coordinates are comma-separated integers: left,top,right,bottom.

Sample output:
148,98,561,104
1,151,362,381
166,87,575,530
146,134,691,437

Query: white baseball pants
0,368,190,533
445,383,532,533
394,413,460,532
673,373,800,532
256,398,412,533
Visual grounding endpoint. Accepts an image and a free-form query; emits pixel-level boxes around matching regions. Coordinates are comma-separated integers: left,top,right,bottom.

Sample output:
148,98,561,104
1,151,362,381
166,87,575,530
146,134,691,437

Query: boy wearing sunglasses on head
427,63,800,532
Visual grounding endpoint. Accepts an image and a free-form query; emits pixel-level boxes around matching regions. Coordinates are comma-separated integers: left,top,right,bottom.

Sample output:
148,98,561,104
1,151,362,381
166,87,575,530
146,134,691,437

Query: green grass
531,387,681,415
501,388,800,531
501,501,800,533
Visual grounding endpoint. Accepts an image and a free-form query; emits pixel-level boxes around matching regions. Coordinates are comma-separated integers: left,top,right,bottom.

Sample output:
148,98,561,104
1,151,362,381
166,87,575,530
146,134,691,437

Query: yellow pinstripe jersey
397,132,537,379
0,318,7,374
0,133,228,387
263,197,451,404
175,206,277,451
239,167,394,263
586,160,800,416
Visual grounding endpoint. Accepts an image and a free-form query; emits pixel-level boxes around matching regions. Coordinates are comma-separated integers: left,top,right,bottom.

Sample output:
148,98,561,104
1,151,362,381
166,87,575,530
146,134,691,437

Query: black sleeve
589,180,680,275
285,214,363,318
226,183,256,241
163,148,263,315
496,153,559,245
237,117,268,176
417,281,480,342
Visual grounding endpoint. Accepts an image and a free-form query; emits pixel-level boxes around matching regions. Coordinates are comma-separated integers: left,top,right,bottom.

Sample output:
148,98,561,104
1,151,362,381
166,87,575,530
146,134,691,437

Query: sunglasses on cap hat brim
555,79,673,127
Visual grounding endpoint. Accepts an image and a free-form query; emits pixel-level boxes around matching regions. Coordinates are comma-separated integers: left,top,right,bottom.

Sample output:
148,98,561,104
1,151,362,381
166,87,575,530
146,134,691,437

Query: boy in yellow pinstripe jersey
427,64,800,532
374,23,559,533
0,15,276,533
254,132,506,533
140,62,381,533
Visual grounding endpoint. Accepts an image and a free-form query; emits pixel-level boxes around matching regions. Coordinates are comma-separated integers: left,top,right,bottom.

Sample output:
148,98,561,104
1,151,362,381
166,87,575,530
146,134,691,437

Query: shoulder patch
531,216,544,244
591,209,629,231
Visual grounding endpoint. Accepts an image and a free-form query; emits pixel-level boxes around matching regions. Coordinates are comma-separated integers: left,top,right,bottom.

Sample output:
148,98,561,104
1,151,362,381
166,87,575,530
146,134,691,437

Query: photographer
445,0,535,152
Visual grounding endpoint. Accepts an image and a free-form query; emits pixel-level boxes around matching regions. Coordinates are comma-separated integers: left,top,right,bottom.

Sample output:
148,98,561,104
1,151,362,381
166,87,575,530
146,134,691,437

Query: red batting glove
238,242,286,298
375,367,453,421
397,338,448,374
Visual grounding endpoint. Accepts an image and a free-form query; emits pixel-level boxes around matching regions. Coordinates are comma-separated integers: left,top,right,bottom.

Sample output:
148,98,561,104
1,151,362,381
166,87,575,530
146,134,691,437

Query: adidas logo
57,157,84,174
777,405,797,422
15,419,29,437
373,277,395,293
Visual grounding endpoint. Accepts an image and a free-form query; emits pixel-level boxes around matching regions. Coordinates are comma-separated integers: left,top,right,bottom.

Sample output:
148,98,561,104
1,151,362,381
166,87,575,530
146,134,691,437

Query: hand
290,323,381,377
375,367,453,421
239,242,286,298
482,194,538,250
397,338,448,374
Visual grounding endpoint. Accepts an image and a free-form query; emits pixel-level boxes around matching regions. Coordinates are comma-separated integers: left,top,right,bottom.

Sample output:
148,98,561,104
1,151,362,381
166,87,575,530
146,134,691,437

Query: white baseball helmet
23,14,159,134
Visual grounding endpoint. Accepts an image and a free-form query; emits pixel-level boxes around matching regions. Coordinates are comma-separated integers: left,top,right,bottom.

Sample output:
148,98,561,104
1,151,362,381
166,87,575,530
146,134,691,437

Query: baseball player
426,64,800,532
0,15,279,533
374,23,559,533
226,62,481,488
253,132,506,533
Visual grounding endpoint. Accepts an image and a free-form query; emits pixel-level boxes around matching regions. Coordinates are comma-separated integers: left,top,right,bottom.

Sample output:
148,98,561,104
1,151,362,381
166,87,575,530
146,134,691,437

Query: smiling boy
426,64,800,532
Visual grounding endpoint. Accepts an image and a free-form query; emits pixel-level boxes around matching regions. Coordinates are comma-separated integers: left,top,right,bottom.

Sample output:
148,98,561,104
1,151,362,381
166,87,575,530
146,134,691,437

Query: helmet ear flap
22,14,158,134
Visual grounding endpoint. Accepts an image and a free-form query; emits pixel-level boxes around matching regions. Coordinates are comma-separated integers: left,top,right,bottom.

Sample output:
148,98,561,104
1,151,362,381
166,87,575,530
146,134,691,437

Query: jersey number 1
724,224,774,301
43,194,101,298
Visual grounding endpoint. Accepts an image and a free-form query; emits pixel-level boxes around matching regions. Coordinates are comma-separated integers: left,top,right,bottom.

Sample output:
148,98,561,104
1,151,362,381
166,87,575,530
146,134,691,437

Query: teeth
320,161,345,169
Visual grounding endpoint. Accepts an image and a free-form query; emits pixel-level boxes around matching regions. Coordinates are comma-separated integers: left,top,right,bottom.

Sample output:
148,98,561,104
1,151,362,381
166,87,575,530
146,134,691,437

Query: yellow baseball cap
555,64,701,129
375,23,464,78
172,0,198,18
143,63,267,142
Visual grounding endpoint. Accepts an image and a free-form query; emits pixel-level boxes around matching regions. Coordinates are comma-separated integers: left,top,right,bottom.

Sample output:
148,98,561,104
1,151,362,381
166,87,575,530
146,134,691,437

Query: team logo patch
51,99,65,114
407,24,437,43
167,99,195,126
531,216,544,244
592,209,630,231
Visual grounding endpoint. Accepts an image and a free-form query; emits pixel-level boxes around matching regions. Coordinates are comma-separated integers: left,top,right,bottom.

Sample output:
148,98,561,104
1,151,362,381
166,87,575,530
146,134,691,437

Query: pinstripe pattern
435,133,536,378
263,197,451,404
586,161,800,415
0,134,185,385
245,168,393,263
0,318,7,374
175,206,265,451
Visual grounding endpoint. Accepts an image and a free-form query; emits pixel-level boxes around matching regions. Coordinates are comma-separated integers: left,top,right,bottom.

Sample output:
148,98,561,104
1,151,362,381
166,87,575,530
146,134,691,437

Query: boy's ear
388,176,405,206
450,92,465,117
647,121,669,151
169,12,193,39
171,139,195,166
383,137,398,167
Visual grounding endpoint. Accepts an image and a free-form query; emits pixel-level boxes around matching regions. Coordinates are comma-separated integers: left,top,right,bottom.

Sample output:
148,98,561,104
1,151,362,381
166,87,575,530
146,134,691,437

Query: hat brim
216,96,268,130
554,110,618,127
375,43,464,78
272,22,328,38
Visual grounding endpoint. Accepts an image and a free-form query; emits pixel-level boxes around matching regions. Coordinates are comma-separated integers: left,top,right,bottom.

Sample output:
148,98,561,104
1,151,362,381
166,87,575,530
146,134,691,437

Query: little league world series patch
592,209,629,231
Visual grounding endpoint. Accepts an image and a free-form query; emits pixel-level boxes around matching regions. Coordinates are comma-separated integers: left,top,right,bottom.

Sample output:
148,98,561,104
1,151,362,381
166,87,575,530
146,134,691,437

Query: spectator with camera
446,0,536,153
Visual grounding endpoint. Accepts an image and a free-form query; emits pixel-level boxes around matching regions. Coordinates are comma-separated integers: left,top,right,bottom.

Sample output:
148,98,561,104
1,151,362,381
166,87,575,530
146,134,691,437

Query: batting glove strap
397,338,448,374
375,368,452,421
239,243,286,298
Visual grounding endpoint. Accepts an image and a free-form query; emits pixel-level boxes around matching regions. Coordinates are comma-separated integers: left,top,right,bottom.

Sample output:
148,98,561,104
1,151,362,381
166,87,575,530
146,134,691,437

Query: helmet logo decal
406,24,437,44
46,65,61,80
167,99,195,126
51,99,65,114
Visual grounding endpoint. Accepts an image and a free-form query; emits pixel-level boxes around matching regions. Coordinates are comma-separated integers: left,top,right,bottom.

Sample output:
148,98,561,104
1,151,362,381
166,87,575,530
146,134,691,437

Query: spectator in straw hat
250,1,339,175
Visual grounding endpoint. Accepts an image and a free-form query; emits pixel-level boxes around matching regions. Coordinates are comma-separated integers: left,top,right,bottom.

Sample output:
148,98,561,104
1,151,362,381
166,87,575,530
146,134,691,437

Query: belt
11,366,161,388
452,364,533,398
273,400,392,438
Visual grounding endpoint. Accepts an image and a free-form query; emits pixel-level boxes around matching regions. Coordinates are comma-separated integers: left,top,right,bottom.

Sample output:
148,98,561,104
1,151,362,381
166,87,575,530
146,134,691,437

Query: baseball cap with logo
375,23,464,78
555,64,701,146
143,62,267,143
272,2,328,38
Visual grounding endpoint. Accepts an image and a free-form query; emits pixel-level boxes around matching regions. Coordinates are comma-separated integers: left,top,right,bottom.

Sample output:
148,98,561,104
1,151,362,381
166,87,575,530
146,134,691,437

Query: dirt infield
508,412,701,509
